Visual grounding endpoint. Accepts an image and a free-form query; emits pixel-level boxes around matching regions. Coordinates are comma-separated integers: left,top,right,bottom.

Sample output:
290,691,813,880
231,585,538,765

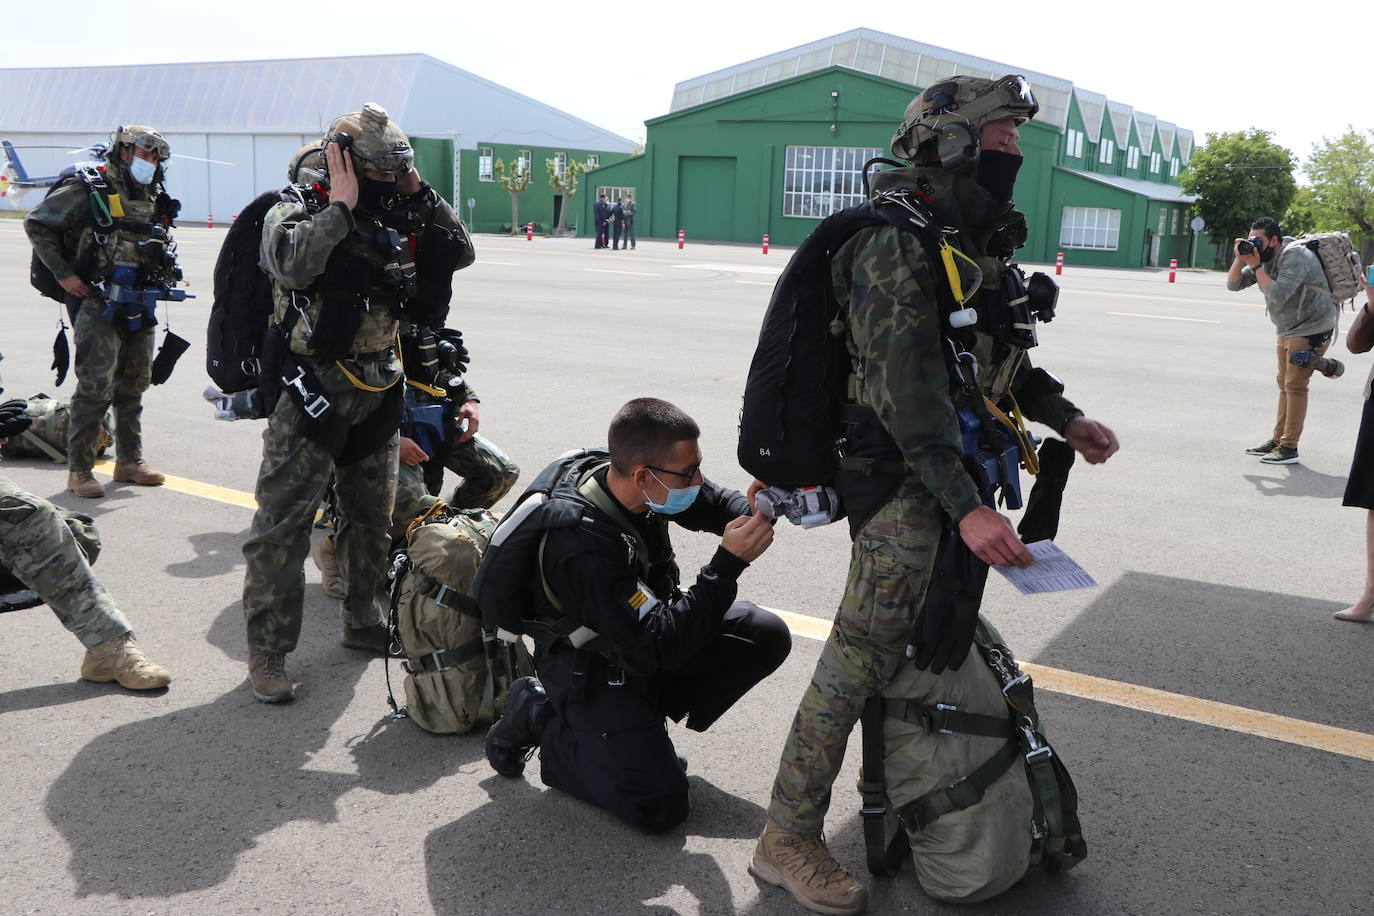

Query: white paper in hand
993,540,1097,596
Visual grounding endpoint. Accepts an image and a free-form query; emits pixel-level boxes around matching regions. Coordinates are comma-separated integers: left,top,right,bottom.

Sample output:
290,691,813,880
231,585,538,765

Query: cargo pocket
0,494,40,527
840,535,932,648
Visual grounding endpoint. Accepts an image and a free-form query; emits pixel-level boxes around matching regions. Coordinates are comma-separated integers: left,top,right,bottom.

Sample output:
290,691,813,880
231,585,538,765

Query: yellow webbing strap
405,378,447,398
406,500,448,540
981,394,1041,476
938,239,967,306
334,359,403,392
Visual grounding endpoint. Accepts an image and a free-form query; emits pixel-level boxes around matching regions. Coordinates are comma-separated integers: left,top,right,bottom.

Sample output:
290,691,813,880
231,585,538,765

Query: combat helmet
109,124,171,162
288,140,325,186
891,75,1038,168
324,103,414,174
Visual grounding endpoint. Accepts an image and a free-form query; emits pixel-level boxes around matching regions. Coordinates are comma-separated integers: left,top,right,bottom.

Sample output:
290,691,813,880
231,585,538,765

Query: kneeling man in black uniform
485,397,791,832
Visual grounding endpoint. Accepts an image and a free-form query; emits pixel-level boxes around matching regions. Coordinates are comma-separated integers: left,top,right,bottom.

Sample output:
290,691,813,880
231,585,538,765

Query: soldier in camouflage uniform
242,104,473,703
751,77,1119,914
0,366,169,689
24,125,176,498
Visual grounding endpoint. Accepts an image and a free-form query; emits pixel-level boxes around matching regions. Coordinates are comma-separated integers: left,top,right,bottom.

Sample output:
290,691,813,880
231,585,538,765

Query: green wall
410,136,454,203
459,142,633,235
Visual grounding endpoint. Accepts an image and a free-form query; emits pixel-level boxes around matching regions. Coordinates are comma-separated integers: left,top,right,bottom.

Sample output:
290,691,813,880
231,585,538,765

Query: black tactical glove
0,399,33,439
435,329,470,376
910,533,989,674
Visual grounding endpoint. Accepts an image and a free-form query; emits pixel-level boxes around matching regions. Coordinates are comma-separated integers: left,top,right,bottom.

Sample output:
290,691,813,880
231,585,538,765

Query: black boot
485,676,551,777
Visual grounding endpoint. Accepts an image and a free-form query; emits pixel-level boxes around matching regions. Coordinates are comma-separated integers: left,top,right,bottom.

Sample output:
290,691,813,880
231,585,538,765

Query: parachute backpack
859,620,1086,902
385,503,533,734
206,189,287,393
0,394,112,464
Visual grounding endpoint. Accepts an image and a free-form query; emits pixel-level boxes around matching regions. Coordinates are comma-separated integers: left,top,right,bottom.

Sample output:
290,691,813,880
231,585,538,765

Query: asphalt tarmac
0,218,1370,915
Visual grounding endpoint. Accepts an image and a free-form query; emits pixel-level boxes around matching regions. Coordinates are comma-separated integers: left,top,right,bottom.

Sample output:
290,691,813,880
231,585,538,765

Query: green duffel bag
386,504,533,734
860,618,1086,903
0,395,113,464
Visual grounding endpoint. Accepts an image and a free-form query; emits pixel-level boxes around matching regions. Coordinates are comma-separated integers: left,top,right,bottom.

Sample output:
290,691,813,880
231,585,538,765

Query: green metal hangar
0,54,636,231
586,28,1199,268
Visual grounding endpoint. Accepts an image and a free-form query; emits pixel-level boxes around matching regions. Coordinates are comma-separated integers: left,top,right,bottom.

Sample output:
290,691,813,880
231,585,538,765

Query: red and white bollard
526,222,533,241
762,233,770,254
1168,258,1178,283
207,212,214,229
1055,251,1063,275
678,229,685,250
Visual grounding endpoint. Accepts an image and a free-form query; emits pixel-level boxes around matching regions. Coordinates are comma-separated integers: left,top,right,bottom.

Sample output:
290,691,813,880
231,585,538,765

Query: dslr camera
1236,236,1267,257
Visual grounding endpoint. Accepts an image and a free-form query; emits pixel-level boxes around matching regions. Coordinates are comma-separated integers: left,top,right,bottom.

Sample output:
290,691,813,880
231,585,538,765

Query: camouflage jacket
833,166,1081,522
261,186,472,359
24,161,163,300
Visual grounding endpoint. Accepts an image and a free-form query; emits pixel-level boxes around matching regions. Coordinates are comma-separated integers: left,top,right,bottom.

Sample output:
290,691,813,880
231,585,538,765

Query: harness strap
860,696,904,876
894,738,1022,833
886,699,1018,740
410,571,479,616
402,638,485,674
836,455,906,476
19,429,66,464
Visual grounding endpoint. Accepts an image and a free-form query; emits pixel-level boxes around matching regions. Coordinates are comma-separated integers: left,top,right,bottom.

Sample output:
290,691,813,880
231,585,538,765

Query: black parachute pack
474,448,635,659
206,189,285,392
738,180,937,515
28,172,100,304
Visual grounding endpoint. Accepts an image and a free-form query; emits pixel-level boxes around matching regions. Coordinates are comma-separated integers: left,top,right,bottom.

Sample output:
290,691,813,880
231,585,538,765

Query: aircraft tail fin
1,141,31,182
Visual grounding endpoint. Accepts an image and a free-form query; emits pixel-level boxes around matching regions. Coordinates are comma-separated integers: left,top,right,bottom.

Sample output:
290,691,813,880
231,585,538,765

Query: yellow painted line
1107,311,1221,324
765,606,1374,763
585,268,659,277
91,459,257,510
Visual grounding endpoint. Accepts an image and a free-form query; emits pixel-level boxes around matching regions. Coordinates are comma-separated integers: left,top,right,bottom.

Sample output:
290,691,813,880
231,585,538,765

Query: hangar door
677,156,737,241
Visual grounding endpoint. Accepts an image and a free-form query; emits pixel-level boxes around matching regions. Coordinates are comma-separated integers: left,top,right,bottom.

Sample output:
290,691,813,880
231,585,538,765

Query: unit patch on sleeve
626,580,660,619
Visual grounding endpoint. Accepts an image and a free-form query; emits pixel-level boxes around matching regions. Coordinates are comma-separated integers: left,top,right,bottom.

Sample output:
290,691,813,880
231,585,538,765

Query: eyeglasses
646,462,701,483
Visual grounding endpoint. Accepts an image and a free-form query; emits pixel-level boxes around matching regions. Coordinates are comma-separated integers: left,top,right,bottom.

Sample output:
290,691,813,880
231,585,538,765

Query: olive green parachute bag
385,503,534,734
859,619,1086,903
0,394,113,464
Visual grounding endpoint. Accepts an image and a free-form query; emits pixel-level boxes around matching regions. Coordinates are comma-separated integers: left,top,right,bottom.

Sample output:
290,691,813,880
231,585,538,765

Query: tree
1282,186,1321,239
1304,128,1374,264
493,157,531,235
1179,129,1296,266
546,156,588,237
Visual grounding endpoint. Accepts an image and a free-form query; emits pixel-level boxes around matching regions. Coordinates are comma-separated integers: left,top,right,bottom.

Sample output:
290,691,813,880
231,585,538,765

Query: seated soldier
484,397,791,832
0,396,170,690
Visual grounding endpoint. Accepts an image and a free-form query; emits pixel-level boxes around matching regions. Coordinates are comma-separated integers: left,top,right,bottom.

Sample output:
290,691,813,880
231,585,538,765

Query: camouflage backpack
1295,232,1364,305
386,503,534,734
0,395,113,464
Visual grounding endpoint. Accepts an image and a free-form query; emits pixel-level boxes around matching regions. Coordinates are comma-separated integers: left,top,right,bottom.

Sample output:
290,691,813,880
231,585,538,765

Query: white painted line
585,268,659,277
478,260,520,266
674,263,782,275
1107,311,1221,324
736,280,774,286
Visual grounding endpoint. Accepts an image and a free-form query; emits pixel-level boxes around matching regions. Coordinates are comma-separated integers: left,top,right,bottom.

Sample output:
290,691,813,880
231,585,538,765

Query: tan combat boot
67,470,105,499
80,632,171,689
750,820,868,915
248,651,295,703
312,534,346,600
112,460,166,486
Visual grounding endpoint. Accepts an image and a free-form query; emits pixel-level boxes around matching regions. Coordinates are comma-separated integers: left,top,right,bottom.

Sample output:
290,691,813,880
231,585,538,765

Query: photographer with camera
1227,216,1339,465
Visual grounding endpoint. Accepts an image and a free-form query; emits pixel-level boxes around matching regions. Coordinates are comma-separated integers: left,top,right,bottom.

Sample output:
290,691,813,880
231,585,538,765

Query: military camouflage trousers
0,474,130,648
768,491,945,834
242,375,399,655
69,299,154,472
392,432,520,533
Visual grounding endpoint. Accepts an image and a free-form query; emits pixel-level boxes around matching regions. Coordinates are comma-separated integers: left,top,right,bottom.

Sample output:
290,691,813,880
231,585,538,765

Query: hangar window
783,145,884,219
1060,207,1120,250
1098,138,1115,166
478,147,494,182
587,155,599,169
1150,151,1161,174
1065,130,1084,158
597,185,637,202
517,150,532,179
1171,209,1180,235
1127,146,1140,170
555,152,567,178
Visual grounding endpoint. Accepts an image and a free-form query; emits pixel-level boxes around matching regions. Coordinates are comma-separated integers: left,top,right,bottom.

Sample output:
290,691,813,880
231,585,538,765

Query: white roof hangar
1,53,635,220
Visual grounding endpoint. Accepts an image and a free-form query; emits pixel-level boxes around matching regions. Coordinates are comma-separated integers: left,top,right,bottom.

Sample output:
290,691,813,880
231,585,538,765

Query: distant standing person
1336,276,1374,623
623,194,637,250
594,194,611,249
611,198,626,250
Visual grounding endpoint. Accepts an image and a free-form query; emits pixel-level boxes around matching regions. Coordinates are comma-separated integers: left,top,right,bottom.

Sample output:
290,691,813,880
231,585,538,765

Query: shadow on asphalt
426,773,765,913
1243,464,1348,498
0,678,165,715
164,527,251,578
43,600,482,899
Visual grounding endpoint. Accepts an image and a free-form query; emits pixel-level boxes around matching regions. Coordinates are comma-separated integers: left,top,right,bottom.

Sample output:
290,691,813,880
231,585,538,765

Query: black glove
910,533,989,674
0,399,33,439
435,329,470,376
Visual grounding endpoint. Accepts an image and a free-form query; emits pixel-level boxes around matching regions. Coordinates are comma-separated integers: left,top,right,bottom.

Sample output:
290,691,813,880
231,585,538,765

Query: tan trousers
1273,335,1331,448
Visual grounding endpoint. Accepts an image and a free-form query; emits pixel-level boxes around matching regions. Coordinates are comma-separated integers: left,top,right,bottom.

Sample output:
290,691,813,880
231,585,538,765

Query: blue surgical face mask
129,156,157,185
642,469,700,516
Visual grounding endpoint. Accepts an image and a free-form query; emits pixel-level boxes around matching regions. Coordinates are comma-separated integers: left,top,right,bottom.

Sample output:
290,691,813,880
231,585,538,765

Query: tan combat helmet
890,75,1038,165
324,103,414,174
109,124,171,161
288,140,325,185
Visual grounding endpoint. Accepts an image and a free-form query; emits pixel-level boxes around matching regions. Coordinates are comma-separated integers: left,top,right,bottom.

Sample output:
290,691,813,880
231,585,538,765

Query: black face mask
359,176,401,215
975,150,1023,203
1260,238,1278,263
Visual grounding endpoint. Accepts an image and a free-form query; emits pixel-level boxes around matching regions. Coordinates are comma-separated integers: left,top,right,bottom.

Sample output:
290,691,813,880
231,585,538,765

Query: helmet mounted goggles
891,74,1039,161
